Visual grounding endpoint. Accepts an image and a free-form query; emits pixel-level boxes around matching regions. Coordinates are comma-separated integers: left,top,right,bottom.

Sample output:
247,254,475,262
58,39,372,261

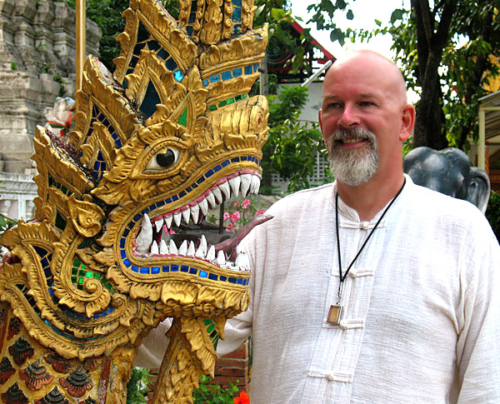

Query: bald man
138,51,500,402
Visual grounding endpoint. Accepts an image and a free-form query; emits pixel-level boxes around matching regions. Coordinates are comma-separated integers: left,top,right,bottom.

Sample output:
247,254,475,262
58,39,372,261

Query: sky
290,0,410,61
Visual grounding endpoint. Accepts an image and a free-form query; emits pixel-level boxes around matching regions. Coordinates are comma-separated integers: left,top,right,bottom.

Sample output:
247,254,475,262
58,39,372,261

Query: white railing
0,173,37,221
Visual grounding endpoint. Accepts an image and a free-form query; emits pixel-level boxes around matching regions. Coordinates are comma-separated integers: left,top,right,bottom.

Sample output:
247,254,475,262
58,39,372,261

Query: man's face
326,127,379,186
319,56,412,187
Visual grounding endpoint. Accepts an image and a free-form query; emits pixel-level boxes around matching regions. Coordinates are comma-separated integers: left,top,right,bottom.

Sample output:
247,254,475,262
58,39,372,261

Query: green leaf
336,0,347,10
390,9,405,23
271,7,286,21
375,19,382,26
330,29,344,44
346,9,354,20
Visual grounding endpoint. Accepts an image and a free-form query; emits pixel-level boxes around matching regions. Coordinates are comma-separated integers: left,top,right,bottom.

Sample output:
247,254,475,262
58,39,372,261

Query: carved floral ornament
0,0,269,402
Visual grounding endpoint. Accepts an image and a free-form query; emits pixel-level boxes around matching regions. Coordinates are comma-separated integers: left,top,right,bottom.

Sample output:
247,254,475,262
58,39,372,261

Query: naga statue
0,0,269,402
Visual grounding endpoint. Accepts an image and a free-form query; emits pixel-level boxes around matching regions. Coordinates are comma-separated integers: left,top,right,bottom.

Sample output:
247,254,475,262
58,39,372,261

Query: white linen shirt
219,177,500,403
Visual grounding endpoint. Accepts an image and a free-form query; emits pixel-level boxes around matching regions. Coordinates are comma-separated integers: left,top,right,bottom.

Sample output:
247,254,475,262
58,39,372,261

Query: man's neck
337,173,406,222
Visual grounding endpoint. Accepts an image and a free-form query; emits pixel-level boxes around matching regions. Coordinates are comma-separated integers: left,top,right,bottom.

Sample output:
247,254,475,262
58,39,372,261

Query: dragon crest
0,0,268,402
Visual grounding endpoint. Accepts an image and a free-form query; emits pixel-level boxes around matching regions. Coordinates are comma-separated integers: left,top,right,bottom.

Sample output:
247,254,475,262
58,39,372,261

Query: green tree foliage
254,0,313,74
0,213,16,235
261,85,333,194
126,367,152,403
192,375,239,403
307,0,500,151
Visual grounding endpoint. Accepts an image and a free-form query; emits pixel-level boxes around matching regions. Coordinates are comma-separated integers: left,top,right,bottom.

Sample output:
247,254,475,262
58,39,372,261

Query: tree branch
418,0,433,45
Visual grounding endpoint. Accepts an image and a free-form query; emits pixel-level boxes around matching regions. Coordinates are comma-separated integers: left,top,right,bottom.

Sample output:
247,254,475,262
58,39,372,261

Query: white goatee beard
326,127,379,187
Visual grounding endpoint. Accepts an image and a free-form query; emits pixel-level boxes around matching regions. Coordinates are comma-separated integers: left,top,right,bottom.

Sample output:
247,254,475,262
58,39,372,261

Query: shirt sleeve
217,233,255,356
134,318,172,369
456,227,500,402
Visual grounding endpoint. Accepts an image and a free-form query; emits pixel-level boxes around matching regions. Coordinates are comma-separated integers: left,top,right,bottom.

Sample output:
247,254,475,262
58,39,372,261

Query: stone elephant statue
403,147,491,213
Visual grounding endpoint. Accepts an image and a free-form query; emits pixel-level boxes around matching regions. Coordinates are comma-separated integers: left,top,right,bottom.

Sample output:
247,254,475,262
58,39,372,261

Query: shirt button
326,373,335,382
360,221,369,230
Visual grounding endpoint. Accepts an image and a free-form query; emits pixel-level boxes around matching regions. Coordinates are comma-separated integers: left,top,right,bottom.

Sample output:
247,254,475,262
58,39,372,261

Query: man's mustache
329,127,376,143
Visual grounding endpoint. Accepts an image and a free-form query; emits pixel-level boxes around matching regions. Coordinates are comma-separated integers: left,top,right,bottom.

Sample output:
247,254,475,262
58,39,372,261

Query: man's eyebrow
322,94,340,101
358,92,380,99
322,93,381,100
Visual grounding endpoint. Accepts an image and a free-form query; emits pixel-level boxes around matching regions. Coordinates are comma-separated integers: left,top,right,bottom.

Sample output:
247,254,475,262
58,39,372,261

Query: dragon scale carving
0,0,268,402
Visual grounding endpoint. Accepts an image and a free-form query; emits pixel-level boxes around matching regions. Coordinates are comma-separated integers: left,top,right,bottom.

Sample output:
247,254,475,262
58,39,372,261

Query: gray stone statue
403,147,491,213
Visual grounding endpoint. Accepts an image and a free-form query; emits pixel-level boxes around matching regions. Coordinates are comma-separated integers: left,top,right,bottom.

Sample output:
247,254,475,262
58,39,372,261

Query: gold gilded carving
0,0,268,401
68,195,105,238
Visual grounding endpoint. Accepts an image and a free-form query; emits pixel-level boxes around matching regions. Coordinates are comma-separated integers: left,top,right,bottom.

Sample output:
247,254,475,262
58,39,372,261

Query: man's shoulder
406,180,490,229
268,183,334,214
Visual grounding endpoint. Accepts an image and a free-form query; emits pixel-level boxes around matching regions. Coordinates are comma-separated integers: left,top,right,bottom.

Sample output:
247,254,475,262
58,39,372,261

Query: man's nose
337,105,360,128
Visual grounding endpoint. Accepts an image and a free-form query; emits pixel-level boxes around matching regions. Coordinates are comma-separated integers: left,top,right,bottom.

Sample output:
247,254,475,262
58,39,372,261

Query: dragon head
0,0,268,362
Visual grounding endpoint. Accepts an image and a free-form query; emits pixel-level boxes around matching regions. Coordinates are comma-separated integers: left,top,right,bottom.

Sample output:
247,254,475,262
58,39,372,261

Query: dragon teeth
165,215,173,229
212,186,223,204
187,241,196,256
181,208,191,224
169,240,178,254
219,181,231,200
136,214,153,254
216,250,226,265
173,212,182,227
199,198,209,215
195,235,207,258
250,174,261,194
190,204,200,223
160,239,169,254
240,174,252,196
178,240,188,255
229,176,241,198
155,218,163,233
150,241,160,255
206,191,216,208
235,252,250,271
206,245,216,261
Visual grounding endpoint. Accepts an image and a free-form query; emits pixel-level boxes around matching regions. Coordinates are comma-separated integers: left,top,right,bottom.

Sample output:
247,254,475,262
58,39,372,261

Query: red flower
234,391,250,404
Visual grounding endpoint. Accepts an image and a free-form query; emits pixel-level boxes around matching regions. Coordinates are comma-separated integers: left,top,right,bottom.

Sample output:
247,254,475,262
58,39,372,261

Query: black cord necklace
327,178,406,325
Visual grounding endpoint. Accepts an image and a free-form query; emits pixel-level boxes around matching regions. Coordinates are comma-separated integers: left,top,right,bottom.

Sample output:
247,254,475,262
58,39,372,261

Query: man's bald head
318,49,416,195
324,50,408,106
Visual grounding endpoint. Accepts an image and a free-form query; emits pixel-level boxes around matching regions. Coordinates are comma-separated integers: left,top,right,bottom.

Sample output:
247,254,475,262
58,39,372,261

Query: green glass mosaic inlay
178,108,188,126
71,259,116,293
208,94,248,111
204,319,219,349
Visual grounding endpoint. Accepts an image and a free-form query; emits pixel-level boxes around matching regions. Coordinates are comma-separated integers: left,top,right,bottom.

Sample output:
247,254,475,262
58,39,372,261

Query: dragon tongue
214,214,273,259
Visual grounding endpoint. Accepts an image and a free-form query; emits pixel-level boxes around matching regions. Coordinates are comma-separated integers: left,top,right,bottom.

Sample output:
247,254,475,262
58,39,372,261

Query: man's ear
399,103,415,142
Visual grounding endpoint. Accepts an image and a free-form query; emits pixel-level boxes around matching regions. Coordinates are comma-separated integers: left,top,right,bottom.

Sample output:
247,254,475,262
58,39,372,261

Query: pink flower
230,211,241,222
233,201,241,207
241,199,252,209
226,223,234,232
224,212,231,221
255,209,266,215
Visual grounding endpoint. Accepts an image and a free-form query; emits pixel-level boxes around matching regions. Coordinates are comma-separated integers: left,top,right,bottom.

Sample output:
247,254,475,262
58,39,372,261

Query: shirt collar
330,175,412,226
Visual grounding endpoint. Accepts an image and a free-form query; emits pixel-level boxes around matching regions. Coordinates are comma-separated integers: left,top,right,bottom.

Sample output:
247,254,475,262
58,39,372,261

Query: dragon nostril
156,150,176,168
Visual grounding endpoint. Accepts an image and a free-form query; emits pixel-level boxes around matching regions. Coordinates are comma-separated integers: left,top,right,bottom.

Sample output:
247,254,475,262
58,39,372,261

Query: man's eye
359,101,374,107
326,102,341,109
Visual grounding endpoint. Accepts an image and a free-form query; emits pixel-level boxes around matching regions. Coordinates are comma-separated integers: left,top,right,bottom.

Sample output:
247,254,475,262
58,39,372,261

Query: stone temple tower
0,0,101,220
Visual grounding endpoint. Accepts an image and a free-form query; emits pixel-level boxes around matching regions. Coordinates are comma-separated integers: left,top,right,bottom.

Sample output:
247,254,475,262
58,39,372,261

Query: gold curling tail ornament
0,0,268,402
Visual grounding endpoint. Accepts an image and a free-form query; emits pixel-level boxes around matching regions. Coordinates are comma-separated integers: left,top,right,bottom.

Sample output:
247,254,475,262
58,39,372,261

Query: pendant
327,304,343,325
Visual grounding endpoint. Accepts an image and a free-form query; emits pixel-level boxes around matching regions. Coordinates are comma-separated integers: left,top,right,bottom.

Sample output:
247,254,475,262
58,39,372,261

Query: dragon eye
148,148,179,170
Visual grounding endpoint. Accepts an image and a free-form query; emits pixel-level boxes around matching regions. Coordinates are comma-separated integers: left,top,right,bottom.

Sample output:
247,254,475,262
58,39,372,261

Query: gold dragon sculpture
0,0,269,402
